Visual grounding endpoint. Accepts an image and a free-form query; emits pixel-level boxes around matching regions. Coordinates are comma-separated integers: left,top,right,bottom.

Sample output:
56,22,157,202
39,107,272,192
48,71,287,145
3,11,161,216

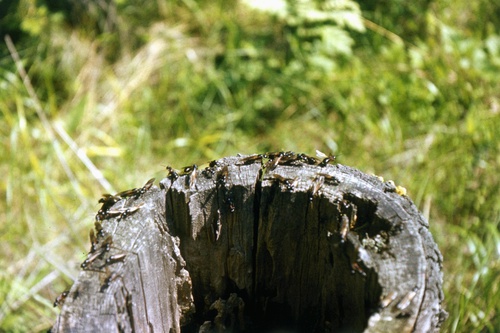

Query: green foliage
358,0,432,41
1,0,499,331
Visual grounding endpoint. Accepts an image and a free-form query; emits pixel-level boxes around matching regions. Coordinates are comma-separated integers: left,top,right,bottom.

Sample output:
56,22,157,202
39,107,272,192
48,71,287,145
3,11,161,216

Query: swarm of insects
96,178,153,221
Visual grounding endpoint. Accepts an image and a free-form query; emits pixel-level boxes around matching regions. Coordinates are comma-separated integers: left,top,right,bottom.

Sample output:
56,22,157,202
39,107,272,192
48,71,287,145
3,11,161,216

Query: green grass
1,0,499,331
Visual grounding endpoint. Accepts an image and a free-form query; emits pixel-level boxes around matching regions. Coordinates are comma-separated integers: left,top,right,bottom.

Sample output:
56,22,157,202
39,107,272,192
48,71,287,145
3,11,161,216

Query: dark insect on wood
182,164,197,174
98,194,120,206
101,253,127,268
116,188,139,199
266,151,294,159
318,156,336,167
189,167,198,189
316,150,337,167
94,221,103,237
217,165,229,185
89,229,98,252
264,155,282,172
271,174,298,191
181,165,198,189
114,179,154,199
103,209,123,220
117,206,140,221
137,178,155,196
81,236,113,269
54,290,69,307
338,199,358,242
209,160,220,168
100,271,121,292
105,204,143,221
202,167,215,179
237,154,265,165
297,153,319,165
308,175,324,202
166,166,179,181
317,173,341,186
96,194,121,221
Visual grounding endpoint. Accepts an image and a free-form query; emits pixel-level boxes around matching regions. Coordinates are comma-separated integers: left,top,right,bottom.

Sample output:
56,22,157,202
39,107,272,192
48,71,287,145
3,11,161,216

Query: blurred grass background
1,0,499,331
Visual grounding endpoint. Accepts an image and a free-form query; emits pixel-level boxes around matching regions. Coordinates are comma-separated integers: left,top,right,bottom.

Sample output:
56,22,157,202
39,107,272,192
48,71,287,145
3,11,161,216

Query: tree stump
52,154,447,332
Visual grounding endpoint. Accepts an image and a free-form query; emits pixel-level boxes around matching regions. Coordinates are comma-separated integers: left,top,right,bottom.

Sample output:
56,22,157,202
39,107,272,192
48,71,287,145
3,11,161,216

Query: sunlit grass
1,1,500,332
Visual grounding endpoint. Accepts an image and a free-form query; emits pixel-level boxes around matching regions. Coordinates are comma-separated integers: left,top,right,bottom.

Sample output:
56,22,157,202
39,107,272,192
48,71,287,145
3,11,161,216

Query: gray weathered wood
52,154,447,332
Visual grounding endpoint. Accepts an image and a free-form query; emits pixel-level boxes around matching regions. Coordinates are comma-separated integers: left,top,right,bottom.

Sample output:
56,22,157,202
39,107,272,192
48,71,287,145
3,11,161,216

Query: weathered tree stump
52,154,447,332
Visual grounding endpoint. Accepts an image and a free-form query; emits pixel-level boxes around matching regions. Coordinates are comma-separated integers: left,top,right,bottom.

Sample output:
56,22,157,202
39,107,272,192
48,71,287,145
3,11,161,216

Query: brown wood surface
52,155,447,332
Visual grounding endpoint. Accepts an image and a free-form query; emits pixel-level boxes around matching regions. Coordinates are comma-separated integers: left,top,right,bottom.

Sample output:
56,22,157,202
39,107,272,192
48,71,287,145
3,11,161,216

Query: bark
52,155,447,332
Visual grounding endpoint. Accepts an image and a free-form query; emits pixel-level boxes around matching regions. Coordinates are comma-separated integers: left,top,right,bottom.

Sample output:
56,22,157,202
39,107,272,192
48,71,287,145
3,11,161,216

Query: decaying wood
52,154,447,332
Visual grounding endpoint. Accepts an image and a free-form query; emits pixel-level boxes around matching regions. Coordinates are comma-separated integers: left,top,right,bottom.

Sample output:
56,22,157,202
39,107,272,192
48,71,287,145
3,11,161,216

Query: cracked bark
52,155,447,332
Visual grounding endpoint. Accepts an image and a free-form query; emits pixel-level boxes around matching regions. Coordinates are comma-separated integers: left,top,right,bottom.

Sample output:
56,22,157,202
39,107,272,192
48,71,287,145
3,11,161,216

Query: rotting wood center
162,154,385,332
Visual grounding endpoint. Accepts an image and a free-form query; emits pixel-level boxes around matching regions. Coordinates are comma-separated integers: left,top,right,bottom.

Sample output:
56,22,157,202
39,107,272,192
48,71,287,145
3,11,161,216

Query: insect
137,178,155,196
96,194,122,221
105,204,143,221
100,271,121,292
379,291,398,308
202,166,215,178
115,188,141,199
181,164,198,189
338,199,357,240
165,166,179,180
350,204,358,230
237,154,265,165
94,221,103,236
217,165,229,185
101,253,127,268
339,214,350,243
267,151,294,159
115,188,139,199
264,154,282,171
53,290,69,307
265,151,281,159
182,164,197,174
81,236,113,269
395,185,407,196
98,194,120,206
297,153,319,165
396,287,418,311
316,150,337,167
279,154,301,166
189,166,198,189
308,175,324,202
271,174,298,191
89,229,98,252
209,160,220,168
316,173,340,186
351,261,366,277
